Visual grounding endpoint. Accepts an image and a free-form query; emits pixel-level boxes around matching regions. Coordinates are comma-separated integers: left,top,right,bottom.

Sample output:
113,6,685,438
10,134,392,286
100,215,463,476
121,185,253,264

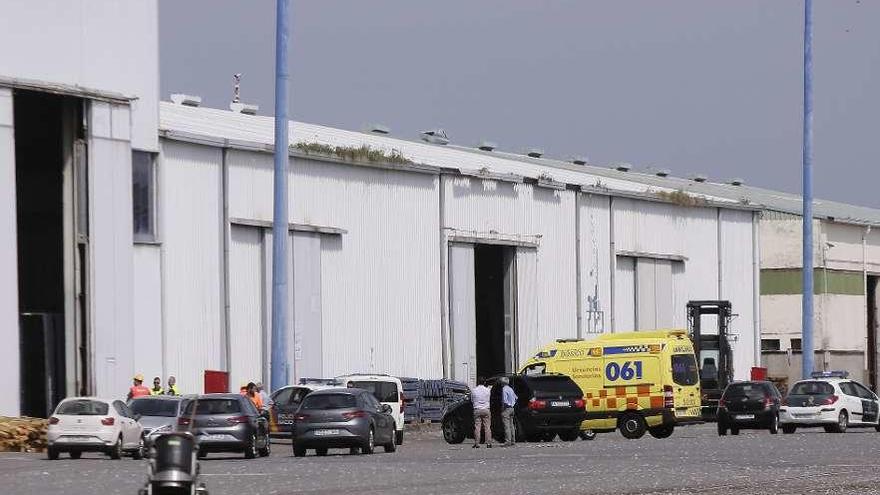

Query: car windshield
129,398,179,417
348,381,398,402
672,354,699,386
724,383,765,400
790,381,834,396
57,400,109,416
301,394,357,410
183,399,241,415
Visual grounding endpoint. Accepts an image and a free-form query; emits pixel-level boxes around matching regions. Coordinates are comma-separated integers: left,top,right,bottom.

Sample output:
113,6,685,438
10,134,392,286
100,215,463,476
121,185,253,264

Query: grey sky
159,1,880,208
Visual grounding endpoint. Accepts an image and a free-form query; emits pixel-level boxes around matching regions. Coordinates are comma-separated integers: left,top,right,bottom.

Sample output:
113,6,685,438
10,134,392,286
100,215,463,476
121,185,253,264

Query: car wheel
730,427,740,436
362,428,375,455
618,413,647,440
69,451,82,460
132,436,145,460
648,425,675,439
244,434,257,459
349,447,360,455
109,436,123,460
579,430,597,441
541,432,557,442
782,425,797,434
395,429,404,446
197,451,207,460
717,422,727,436
47,447,59,460
441,417,464,444
875,422,880,433
315,447,328,456
558,429,580,442
258,433,271,457
769,414,779,435
831,411,848,433
384,431,397,453
293,445,306,458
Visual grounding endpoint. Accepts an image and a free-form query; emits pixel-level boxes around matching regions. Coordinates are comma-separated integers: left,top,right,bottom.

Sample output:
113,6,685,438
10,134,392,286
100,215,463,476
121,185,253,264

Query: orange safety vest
248,393,263,410
129,385,151,399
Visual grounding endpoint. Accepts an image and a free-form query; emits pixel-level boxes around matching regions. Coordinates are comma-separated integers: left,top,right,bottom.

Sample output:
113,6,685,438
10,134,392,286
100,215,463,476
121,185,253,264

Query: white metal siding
132,245,163,381
229,225,264,390
292,231,323,381
578,194,611,336
615,256,636,331
448,243,476,384
636,258,657,330
0,87,19,415
161,141,223,392
516,248,540,363
719,208,757,378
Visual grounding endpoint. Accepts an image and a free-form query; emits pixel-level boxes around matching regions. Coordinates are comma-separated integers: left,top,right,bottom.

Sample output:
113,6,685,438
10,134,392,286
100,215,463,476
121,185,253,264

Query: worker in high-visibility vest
127,374,151,400
165,376,180,396
150,376,164,395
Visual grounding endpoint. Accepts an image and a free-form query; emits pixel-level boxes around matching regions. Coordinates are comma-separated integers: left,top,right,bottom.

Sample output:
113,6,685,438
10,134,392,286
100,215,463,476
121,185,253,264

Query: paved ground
3,424,880,495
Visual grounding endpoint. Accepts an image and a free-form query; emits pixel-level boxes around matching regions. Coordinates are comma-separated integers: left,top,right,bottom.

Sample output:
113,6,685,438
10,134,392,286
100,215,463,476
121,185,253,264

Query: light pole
801,0,815,379
271,0,291,391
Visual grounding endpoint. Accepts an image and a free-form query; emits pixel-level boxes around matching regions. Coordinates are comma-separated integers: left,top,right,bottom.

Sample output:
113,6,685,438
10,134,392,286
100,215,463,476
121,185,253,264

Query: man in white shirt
471,378,493,448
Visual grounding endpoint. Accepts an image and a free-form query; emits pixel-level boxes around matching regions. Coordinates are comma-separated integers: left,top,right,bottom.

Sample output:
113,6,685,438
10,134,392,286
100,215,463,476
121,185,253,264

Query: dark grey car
292,388,397,457
128,395,191,450
177,394,270,459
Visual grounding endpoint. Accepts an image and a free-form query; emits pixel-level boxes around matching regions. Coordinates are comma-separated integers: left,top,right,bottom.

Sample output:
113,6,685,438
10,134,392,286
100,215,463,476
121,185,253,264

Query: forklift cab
687,300,734,420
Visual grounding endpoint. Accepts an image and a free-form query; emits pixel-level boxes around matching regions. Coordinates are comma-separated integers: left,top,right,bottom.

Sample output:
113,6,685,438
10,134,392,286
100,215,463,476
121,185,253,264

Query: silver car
128,395,191,451
292,388,397,457
178,394,271,459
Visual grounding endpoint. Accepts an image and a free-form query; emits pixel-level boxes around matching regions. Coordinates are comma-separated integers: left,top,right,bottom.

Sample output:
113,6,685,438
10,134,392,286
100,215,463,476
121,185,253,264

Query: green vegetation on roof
655,189,706,207
293,142,413,165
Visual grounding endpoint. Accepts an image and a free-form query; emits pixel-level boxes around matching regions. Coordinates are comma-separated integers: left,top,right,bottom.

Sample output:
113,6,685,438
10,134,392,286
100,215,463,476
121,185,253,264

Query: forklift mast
687,300,733,417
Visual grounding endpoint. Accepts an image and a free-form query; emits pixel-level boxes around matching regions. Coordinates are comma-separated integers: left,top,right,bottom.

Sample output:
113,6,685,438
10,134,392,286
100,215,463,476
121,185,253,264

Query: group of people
471,376,517,448
239,381,271,411
127,373,180,400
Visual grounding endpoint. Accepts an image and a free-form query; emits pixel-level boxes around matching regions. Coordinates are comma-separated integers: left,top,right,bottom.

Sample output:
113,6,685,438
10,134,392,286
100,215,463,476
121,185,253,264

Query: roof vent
420,129,449,145
478,141,497,152
527,148,544,158
655,169,671,177
612,162,632,172
571,156,588,166
367,123,390,135
229,102,258,115
691,174,708,183
729,178,745,186
170,93,202,107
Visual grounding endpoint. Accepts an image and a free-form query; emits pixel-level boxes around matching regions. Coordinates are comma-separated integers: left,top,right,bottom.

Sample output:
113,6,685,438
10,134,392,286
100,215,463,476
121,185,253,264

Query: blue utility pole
802,0,815,379
271,0,291,391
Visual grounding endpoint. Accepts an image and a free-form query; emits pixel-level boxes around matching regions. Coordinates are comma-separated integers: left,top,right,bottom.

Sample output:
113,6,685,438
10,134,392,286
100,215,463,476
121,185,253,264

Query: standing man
256,383,271,411
127,374,151,401
471,377,492,449
500,377,518,447
149,376,164,395
165,376,180,396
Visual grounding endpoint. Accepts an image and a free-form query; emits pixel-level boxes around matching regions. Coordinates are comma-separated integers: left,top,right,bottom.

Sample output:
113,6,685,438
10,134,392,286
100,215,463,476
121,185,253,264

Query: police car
270,378,342,437
779,371,880,434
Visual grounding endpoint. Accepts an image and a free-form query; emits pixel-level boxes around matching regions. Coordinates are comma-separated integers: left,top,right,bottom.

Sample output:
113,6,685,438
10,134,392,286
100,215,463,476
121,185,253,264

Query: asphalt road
3,424,880,495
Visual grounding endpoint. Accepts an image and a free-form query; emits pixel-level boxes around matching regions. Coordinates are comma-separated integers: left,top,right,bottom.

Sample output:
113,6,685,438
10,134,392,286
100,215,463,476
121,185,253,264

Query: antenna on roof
232,73,242,104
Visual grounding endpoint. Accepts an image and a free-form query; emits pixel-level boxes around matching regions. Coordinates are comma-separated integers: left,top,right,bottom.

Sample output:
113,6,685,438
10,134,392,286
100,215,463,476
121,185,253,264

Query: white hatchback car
337,374,405,445
47,397,145,460
779,372,880,434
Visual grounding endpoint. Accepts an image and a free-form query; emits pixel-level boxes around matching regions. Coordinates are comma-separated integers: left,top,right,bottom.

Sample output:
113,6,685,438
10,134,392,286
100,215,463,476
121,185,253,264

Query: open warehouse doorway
448,243,518,384
868,275,879,391
14,90,88,417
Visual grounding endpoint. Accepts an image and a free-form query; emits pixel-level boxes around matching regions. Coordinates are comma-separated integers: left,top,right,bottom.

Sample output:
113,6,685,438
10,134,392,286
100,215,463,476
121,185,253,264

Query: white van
337,374,405,445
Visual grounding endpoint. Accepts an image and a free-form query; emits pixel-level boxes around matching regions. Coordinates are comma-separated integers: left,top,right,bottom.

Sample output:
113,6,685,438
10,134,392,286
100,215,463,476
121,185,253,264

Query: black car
292,388,397,457
441,374,587,444
270,383,336,437
716,381,782,435
177,394,271,459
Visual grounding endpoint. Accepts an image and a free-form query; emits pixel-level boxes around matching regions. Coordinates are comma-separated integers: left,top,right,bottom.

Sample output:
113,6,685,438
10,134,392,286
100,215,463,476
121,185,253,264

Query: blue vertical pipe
271,0,291,391
802,0,815,379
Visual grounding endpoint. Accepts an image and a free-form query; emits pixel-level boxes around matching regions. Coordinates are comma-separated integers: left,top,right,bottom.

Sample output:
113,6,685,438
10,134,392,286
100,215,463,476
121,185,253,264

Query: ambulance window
671,354,699,386
522,363,547,376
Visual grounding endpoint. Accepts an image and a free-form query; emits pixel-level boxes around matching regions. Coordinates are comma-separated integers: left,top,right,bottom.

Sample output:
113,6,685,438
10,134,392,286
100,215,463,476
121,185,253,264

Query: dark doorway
474,245,516,379
14,91,67,417
868,276,878,391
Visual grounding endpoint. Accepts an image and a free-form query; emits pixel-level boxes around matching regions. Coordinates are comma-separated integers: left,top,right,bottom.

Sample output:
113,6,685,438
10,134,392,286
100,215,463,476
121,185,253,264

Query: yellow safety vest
150,387,164,396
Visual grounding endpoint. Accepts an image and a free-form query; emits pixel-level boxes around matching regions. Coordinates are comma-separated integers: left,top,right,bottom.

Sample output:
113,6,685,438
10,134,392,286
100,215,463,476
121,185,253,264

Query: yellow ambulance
520,330,702,439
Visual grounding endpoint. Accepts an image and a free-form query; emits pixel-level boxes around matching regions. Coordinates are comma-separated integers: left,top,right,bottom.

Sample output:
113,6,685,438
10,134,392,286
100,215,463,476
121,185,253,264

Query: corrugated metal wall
161,141,223,392
228,225,264,390
578,194,611,336
719,209,758,378
0,87,19,415
448,243,476,383
291,231,323,381
132,245,163,381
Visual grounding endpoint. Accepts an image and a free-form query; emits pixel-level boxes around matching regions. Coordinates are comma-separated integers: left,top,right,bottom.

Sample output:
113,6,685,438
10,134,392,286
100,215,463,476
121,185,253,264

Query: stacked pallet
415,379,470,422
0,417,47,452
399,377,421,423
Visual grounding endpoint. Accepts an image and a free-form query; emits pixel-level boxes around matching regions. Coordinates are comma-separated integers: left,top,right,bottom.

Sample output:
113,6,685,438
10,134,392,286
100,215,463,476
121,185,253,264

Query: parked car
47,397,145,460
716,381,782,435
128,395,191,451
441,374,587,444
337,374,405,445
177,394,270,459
292,388,397,457
779,371,880,434
270,378,341,438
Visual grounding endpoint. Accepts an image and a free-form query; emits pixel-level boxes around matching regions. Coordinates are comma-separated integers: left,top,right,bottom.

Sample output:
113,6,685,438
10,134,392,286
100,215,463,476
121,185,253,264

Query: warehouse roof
159,101,880,225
